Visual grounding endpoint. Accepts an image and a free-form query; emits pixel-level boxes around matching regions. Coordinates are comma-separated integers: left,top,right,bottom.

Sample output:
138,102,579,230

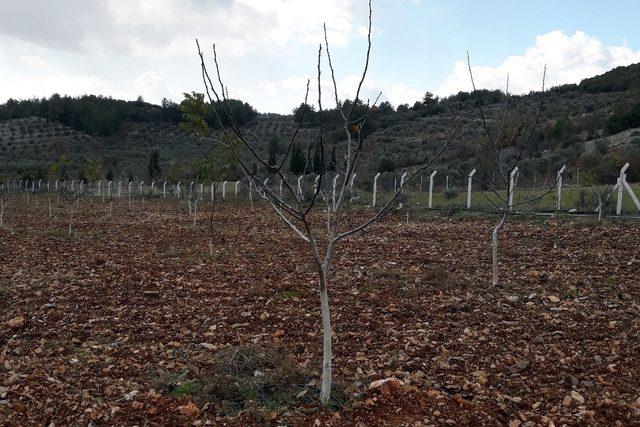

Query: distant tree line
0,93,257,138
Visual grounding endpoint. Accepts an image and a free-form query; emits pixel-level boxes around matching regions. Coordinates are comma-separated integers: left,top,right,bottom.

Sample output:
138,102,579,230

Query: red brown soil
1,198,639,425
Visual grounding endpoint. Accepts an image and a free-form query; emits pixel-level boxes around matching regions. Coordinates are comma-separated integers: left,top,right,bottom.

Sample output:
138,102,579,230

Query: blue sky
1,0,639,113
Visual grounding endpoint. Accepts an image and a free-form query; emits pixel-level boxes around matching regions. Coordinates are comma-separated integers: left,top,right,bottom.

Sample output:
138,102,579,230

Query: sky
1,0,639,114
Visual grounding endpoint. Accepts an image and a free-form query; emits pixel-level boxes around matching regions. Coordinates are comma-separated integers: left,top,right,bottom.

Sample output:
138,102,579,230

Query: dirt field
1,198,639,425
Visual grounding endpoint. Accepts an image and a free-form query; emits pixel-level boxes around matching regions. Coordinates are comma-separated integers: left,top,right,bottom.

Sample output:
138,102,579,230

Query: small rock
367,377,405,396
571,390,585,403
562,395,573,406
178,401,200,417
5,316,25,329
273,330,285,338
506,295,520,303
200,343,216,350
548,295,560,303
509,360,529,374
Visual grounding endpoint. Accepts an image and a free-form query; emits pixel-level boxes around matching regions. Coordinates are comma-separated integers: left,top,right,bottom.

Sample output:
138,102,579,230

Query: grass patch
402,265,460,297
277,290,300,300
154,344,347,417
46,228,69,238
0,285,8,302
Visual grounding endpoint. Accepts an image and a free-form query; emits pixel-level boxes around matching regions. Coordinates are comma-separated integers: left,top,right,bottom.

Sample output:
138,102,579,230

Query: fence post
428,170,437,208
372,172,381,207
467,169,476,209
556,165,567,211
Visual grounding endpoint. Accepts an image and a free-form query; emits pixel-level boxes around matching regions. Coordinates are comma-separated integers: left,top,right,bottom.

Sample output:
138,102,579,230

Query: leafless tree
463,54,558,286
195,0,457,403
60,182,85,237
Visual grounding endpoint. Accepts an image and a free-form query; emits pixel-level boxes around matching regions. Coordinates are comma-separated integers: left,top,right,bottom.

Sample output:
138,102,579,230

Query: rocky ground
1,197,639,425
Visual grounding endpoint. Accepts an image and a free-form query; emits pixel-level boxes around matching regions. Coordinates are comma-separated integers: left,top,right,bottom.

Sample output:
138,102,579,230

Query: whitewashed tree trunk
318,266,332,403
598,197,602,222
492,212,507,286
48,197,52,219
68,208,74,237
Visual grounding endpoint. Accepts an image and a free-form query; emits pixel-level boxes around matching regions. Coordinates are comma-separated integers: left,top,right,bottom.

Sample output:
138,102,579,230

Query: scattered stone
571,390,585,403
506,295,520,303
367,377,406,396
5,316,25,329
562,395,573,406
200,343,216,350
548,295,560,303
178,401,200,417
509,360,529,374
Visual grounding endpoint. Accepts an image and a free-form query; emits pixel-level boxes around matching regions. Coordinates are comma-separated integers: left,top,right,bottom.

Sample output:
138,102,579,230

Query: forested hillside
1,62,639,186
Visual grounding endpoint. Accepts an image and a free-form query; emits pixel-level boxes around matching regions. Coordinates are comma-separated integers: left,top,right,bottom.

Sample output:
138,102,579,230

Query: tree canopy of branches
194,0,457,404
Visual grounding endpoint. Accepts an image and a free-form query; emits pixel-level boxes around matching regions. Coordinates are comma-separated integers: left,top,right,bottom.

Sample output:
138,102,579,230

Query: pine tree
289,144,305,175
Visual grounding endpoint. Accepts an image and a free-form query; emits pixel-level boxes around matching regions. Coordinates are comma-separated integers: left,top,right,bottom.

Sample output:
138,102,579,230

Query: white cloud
20,55,48,68
385,83,423,107
256,73,423,112
0,73,115,101
105,0,359,58
134,70,181,104
436,31,640,96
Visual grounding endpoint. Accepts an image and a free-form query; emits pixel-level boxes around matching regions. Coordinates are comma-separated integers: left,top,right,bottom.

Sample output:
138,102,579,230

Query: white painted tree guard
297,175,304,198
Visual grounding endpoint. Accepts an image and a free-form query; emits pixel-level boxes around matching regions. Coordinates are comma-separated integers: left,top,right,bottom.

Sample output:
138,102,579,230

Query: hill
1,62,639,186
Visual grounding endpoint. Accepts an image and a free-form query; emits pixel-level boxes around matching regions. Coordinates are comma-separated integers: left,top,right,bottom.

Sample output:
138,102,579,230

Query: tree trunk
598,197,602,222
492,212,507,286
318,267,332,404
208,237,213,256
68,208,74,237
0,202,4,227
48,197,52,219
193,202,197,227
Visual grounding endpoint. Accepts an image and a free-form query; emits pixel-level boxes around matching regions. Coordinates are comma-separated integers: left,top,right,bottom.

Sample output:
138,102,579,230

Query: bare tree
195,0,457,403
463,53,555,286
60,182,85,237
